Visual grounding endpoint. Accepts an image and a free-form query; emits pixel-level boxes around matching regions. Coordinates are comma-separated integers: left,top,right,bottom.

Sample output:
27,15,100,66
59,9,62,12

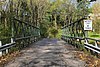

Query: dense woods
0,0,48,38
0,0,91,39
92,2,100,34
0,0,100,66
0,0,100,39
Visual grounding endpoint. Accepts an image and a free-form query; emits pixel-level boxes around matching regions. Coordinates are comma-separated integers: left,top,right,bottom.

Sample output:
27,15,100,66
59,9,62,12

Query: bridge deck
4,39,85,67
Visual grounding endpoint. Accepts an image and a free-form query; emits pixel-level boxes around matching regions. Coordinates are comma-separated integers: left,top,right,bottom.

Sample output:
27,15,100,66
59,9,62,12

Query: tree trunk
54,14,57,29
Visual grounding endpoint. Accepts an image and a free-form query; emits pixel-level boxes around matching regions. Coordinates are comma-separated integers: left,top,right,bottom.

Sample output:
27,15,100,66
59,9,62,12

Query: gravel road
4,38,86,67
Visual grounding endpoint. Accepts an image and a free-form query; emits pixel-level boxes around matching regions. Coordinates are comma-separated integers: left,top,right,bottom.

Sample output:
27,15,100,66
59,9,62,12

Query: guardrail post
85,39,88,44
6,44,9,54
0,41,2,56
11,38,14,43
6,38,14,54
95,41,98,47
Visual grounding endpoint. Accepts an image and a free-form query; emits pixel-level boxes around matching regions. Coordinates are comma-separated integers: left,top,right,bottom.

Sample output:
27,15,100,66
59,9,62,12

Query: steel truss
62,18,100,56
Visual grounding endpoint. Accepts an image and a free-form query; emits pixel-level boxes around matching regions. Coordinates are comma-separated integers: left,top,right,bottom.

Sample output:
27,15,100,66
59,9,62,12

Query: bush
50,28,58,38
56,29,62,39
49,28,58,38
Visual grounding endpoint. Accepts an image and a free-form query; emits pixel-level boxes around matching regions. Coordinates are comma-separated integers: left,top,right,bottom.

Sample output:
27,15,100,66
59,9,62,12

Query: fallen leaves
0,51,21,66
75,51,100,67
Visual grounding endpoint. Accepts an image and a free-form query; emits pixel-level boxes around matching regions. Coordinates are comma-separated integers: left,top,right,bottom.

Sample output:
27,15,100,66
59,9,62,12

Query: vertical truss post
11,19,14,38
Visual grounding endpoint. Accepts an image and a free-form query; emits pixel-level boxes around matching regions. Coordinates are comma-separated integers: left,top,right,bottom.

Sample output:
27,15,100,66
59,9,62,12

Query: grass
88,32,100,39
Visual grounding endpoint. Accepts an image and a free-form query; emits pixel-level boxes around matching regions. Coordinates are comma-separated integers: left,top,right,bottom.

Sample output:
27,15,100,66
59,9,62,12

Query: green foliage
0,0,91,39
40,27,49,38
56,29,62,39
40,20,49,38
92,3,100,34
89,40,95,45
50,27,58,38
93,19,100,34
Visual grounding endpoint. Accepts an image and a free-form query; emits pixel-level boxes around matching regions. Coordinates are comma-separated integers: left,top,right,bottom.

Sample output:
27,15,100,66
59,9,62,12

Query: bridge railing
0,18,41,56
62,18,100,56
84,38,100,54
0,0,41,57
0,38,15,56
62,35,100,55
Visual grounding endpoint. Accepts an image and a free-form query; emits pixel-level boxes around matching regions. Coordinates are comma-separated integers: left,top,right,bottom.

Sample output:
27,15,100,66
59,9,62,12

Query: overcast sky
89,0,100,7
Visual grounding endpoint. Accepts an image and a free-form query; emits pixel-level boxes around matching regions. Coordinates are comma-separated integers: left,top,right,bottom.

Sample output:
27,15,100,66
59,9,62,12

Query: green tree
92,2,100,34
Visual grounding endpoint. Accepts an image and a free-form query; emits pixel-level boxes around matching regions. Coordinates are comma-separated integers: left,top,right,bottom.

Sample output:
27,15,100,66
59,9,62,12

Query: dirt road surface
4,39,86,67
